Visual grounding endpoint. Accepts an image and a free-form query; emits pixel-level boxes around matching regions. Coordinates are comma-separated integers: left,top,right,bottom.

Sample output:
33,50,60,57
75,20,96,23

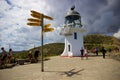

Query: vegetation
84,34,120,51
12,43,64,59
29,43,64,57
13,51,29,59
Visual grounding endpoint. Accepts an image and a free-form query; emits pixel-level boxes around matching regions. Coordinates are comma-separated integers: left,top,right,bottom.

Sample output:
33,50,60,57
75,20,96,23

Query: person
95,47,98,56
0,58,2,65
1,47,7,65
34,49,39,62
28,51,33,62
101,47,106,59
7,48,13,64
84,48,89,60
80,47,84,60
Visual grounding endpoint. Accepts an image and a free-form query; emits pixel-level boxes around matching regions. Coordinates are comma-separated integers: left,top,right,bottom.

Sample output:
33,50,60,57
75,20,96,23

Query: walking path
0,56,120,80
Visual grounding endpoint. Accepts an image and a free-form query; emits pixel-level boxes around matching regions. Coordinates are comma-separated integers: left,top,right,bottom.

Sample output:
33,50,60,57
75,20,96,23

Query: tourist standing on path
34,49,39,62
7,48,13,64
80,47,84,60
84,48,89,60
1,47,7,65
95,47,98,56
28,51,33,62
101,47,106,59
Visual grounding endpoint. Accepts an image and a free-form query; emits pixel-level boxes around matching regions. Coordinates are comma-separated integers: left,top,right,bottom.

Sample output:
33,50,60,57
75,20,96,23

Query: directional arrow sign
27,22,41,26
31,10,41,15
44,24,51,28
30,10,43,19
43,27,54,32
44,15,53,20
31,10,53,20
28,18,41,22
31,14,42,19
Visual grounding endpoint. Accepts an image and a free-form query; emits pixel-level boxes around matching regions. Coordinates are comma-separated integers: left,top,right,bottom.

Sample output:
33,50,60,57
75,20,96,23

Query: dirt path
0,56,120,80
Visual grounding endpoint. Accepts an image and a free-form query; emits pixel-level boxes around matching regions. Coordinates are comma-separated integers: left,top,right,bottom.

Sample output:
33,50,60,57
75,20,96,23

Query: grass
110,52,120,61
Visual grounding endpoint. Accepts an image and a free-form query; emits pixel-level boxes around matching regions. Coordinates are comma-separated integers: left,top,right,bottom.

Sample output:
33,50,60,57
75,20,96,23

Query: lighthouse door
68,44,71,52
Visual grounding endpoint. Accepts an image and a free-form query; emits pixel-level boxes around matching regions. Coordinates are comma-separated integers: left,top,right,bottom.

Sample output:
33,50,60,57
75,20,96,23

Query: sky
0,0,120,51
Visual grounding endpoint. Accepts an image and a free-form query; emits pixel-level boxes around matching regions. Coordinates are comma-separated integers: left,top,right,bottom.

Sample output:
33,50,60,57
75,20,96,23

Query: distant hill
29,34,120,56
29,43,64,57
84,34,120,50
12,34,120,59
11,43,64,59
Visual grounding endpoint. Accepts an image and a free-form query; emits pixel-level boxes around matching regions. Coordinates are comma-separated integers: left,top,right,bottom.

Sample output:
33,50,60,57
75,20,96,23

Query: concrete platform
0,56,120,80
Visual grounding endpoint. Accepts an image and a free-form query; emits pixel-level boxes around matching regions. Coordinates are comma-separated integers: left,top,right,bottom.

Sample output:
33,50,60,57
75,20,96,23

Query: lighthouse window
74,32,77,39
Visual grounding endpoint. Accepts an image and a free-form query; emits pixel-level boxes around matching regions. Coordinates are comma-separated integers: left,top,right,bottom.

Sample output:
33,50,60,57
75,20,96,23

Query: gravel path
0,56,120,80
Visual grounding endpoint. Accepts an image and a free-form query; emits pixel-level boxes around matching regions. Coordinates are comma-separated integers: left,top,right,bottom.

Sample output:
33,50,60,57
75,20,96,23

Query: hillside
12,43,64,59
12,34,120,59
29,43,64,57
30,34,120,56
84,34,120,50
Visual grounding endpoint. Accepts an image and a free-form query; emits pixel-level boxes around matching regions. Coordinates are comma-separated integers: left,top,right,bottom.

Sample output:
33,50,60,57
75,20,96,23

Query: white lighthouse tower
60,6,86,57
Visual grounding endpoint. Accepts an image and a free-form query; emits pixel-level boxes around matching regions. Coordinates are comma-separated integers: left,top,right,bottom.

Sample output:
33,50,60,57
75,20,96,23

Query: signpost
27,10,54,72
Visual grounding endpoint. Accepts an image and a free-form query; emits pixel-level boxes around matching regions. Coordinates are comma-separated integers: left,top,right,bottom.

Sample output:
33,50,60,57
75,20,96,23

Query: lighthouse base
61,52,81,57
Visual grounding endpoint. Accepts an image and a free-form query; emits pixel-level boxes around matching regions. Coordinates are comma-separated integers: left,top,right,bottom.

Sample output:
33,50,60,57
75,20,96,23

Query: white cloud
113,29,120,39
0,0,64,51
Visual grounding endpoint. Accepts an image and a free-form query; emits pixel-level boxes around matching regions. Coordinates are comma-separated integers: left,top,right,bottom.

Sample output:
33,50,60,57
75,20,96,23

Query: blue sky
0,0,120,51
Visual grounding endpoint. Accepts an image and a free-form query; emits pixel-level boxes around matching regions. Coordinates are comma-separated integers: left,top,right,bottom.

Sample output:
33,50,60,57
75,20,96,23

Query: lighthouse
60,6,86,57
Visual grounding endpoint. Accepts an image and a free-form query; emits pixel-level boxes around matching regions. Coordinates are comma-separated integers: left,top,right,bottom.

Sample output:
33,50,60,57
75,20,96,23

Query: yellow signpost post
27,10,54,72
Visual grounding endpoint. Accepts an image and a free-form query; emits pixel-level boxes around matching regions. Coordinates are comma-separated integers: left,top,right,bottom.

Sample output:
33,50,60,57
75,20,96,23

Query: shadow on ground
45,68,84,77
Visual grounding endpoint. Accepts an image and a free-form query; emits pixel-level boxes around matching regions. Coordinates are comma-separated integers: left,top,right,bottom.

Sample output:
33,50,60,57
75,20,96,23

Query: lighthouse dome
65,6,80,20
